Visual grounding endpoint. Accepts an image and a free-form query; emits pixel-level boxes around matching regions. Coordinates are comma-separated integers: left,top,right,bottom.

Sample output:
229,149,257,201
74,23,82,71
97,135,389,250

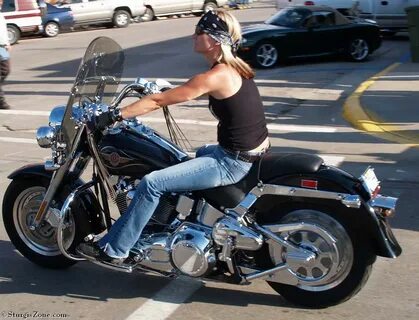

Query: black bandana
196,11,240,54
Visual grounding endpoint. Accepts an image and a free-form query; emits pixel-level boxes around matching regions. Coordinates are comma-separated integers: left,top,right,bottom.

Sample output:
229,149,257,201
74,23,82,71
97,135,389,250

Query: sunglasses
194,26,206,36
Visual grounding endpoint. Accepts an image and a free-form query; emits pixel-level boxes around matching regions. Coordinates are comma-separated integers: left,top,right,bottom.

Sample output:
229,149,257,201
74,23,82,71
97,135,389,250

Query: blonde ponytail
214,10,255,79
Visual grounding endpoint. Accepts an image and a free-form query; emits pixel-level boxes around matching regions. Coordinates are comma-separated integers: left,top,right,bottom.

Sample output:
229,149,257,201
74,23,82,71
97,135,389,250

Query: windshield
61,37,125,154
266,7,311,28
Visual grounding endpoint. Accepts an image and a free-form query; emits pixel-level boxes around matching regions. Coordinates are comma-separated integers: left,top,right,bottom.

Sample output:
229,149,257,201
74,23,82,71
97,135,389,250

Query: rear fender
255,165,401,258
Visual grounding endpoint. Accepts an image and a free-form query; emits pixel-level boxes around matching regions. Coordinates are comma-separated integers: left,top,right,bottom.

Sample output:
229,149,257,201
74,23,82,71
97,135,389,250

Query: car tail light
304,1,315,5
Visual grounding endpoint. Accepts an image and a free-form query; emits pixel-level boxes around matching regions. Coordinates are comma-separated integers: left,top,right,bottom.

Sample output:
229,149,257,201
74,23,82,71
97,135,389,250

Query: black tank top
209,77,268,151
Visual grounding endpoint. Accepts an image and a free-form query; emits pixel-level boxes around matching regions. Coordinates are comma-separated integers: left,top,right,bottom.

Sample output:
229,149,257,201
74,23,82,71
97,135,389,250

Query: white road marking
0,109,338,133
125,277,202,320
0,137,36,144
319,155,345,167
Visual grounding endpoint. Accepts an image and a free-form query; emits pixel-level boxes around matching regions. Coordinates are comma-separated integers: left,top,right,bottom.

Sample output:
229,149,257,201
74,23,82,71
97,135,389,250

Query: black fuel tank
98,128,184,177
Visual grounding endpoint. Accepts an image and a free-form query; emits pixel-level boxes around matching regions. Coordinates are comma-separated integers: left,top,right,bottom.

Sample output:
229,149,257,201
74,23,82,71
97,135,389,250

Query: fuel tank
98,126,188,177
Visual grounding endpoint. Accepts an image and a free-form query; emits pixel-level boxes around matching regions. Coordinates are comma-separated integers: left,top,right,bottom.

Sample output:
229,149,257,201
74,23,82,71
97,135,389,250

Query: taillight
304,1,315,5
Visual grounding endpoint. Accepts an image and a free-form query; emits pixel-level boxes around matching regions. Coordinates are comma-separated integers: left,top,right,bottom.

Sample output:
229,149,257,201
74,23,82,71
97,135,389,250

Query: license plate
360,167,380,195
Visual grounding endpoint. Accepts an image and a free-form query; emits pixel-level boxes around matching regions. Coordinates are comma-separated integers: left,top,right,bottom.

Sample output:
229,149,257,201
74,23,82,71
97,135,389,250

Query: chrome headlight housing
36,126,56,148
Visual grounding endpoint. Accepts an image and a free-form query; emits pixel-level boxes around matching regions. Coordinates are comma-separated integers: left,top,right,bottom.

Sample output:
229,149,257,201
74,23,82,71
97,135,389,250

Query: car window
1,0,16,12
303,11,336,28
266,7,311,28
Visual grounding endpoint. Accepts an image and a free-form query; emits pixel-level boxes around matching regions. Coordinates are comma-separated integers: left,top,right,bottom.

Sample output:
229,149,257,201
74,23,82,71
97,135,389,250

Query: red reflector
301,179,318,189
305,1,315,5
372,185,381,198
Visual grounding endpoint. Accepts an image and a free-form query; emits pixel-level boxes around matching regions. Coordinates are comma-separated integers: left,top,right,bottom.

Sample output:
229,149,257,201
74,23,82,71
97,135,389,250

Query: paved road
0,7,418,320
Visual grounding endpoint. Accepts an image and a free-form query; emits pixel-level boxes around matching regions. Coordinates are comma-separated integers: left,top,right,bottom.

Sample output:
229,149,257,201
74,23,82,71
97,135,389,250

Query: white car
56,0,146,28
276,0,419,34
141,0,229,22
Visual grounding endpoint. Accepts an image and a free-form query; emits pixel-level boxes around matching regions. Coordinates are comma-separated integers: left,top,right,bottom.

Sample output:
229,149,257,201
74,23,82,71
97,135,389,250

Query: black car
238,6,382,68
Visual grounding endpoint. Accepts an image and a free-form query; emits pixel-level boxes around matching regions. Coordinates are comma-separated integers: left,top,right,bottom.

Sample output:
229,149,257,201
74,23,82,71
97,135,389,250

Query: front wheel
141,7,155,22
347,38,370,62
113,10,130,28
252,42,279,68
203,2,218,13
7,25,20,45
2,178,90,269
265,209,375,308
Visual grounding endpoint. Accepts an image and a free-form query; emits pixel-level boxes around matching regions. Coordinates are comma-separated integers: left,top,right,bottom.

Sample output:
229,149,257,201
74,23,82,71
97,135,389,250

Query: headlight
36,126,56,148
241,38,247,44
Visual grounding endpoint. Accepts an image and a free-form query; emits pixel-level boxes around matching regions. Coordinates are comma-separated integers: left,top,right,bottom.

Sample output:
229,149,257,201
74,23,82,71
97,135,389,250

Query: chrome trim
49,106,66,127
196,200,224,227
175,195,195,220
57,181,95,261
232,184,361,216
36,126,56,148
370,195,398,211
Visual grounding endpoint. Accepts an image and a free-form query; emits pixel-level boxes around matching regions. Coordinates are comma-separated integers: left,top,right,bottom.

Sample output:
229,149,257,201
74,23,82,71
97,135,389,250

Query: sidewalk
343,60,419,146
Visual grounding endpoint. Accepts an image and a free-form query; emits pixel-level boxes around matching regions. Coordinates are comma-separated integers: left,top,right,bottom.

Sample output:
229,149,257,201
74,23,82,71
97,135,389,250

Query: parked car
140,0,229,22
276,0,419,35
2,0,46,45
238,6,382,68
55,0,146,28
42,3,74,37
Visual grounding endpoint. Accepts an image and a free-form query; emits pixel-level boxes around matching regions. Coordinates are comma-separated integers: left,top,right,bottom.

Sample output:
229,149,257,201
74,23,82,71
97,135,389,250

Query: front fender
7,163,105,234
258,165,401,258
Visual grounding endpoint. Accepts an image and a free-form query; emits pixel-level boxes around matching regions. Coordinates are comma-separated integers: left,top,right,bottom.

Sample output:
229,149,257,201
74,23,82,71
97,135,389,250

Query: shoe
0,102,10,109
76,242,125,266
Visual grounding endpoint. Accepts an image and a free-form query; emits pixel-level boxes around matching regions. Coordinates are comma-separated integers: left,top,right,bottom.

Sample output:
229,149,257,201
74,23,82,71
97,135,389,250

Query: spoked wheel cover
45,22,59,37
12,186,76,256
256,43,278,68
350,39,369,61
116,12,129,26
270,210,354,291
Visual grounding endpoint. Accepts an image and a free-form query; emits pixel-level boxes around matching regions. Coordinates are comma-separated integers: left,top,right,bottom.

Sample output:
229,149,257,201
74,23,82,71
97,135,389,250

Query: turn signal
304,1,315,5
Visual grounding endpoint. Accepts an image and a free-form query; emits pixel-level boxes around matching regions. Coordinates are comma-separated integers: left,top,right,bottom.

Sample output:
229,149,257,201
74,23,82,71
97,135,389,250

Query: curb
343,62,419,147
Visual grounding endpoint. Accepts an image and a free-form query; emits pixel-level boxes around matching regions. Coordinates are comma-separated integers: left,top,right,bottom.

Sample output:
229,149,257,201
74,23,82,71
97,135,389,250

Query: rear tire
2,178,91,269
258,207,375,308
203,2,217,13
44,21,60,37
113,10,130,28
141,7,155,22
7,25,20,45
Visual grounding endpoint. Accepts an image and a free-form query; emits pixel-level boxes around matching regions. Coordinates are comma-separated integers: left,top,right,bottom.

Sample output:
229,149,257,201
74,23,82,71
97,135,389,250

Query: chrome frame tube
57,180,96,261
231,184,361,217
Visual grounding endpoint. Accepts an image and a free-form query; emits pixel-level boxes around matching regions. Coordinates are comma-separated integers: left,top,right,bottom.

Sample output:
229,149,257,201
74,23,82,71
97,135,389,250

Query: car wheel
253,42,279,68
348,38,370,62
113,10,130,28
7,25,20,45
141,7,155,22
203,1,217,13
44,22,60,37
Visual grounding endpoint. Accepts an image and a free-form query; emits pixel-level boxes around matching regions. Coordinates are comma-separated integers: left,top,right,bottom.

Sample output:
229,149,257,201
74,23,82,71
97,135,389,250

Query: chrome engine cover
170,223,216,277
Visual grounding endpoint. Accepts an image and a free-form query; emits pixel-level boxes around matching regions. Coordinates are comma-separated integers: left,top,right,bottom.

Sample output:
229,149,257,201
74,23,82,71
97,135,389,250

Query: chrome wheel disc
116,13,129,26
271,210,354,291
13,187,75,256
350,39,369,61
256,44,278,68
45,23,59,37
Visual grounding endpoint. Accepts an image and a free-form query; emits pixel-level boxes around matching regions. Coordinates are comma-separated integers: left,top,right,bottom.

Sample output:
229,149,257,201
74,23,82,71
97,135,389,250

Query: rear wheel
44,21,60,37
260,208,375,308
141,7,155,22
2,178,90,269
7,25,20,45
113,10,130,28
203,1,217,13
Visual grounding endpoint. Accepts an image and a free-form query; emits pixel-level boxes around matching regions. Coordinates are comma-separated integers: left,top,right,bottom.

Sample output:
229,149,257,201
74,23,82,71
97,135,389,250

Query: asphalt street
0,6,418,320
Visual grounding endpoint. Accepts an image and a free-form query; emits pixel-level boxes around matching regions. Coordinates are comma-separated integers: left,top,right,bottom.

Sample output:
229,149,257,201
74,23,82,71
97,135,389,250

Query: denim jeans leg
99,148,250,258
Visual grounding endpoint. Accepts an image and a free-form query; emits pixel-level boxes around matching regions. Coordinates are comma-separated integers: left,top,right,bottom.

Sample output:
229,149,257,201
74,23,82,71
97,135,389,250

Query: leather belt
222,147,266,163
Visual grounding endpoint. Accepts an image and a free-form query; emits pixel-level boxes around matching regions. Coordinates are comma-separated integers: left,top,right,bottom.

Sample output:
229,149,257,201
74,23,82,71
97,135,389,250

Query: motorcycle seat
196,152,324,209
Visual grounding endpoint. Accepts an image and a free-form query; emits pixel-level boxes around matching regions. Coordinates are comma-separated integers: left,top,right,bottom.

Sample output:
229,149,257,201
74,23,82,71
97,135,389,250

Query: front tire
203,1,217,13
2,178,90,269
252,42,279,68
262,209,375,308
113,10,130,28
141,7,155,22
347,38,370,62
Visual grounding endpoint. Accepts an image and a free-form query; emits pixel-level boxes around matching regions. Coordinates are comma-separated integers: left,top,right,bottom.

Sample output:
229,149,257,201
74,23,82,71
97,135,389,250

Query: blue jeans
98,144,252,258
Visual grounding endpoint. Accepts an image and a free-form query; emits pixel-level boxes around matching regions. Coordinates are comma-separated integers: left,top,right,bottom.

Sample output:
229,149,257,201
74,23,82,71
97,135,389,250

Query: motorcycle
2,37,401,308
